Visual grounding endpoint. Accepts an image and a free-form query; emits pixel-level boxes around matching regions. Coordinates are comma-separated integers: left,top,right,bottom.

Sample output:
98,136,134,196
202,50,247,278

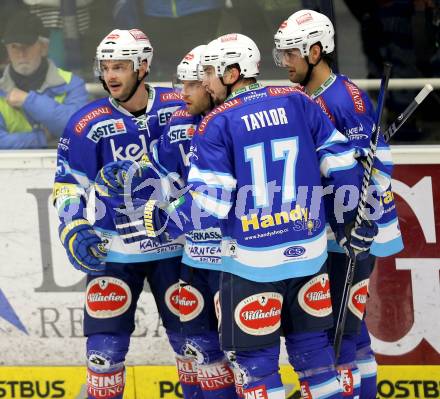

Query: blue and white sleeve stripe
319,149,357,177
188,164,237,191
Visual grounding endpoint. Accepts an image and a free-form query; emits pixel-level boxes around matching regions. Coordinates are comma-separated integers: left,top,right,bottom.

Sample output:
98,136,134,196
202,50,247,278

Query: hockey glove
95,155,152,197
337,219,378,261
114,198,169,244
59,219,108,274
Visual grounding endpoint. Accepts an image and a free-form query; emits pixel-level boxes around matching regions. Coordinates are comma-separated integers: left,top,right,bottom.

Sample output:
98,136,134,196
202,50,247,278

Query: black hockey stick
383,84,434,142
333,63,392,361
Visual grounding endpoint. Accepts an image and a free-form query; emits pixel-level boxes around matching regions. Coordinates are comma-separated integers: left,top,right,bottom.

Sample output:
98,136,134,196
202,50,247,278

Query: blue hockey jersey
165,83,364,282
53,86,185,263
153,108,223,269
310,73,403,257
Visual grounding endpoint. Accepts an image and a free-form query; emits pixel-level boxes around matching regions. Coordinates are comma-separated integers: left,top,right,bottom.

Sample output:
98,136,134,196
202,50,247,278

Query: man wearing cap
0,9,88,148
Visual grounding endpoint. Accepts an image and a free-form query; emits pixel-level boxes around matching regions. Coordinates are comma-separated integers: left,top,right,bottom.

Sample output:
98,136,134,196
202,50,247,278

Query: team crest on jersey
198,98,242,134
298,274,332,317
348,279,369,320
160,92,183,102
234,292,282,335
179,283,204,322
165,282,181,316
74,106,112,134
315,96,335,123
343,80,366,114
86,118,127,143
85,277,132,318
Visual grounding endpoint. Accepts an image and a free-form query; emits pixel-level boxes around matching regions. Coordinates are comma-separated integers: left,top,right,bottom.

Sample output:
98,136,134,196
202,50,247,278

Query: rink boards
0,365,439,399
0,147,439,398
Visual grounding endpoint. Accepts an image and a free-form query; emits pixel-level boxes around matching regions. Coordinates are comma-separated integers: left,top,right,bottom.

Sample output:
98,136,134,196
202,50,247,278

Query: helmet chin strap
300,55,322,87
220,71,242,99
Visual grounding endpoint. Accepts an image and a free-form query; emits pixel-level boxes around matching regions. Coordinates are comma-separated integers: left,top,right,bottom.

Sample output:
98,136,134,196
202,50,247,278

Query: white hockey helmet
176,45,206,81
95,29,153,76
274,10,334,57
201,33,260,78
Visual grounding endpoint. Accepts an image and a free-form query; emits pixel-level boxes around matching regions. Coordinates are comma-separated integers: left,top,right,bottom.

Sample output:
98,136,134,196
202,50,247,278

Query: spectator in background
0,9,89,149
23,0,94,71
139,0,225,80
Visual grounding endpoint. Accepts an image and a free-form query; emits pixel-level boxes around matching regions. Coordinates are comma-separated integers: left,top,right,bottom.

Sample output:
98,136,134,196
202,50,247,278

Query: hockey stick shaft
383,84,434,142
333,63,392,361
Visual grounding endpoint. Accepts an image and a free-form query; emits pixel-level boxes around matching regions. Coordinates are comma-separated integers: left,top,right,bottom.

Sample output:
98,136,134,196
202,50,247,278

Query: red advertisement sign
366,164,440,364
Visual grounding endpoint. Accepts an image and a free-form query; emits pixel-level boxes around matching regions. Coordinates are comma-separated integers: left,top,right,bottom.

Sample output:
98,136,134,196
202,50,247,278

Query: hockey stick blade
383,84,434,142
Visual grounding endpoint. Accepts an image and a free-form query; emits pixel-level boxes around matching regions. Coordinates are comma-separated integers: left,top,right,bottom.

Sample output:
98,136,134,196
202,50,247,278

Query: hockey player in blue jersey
156,46,237,398
114,33,379,399
273,10,404,399
97,45,238,399
52,29,186,399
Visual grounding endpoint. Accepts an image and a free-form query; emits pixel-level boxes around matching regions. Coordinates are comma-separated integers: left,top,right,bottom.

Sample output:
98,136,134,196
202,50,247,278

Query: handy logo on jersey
85,277,132,319
234,292,283,336
158,106,181,126
167,124,196,143
74,106,112,134
283,246,306,258
164,282,181,317
87,369,125,399
198,98,242,133
343,81,366,114
241,205,310,233
298,274,332,317
110,134,147,161
244,385,268,399
179,283,204,322
348,279,369,320
86,119,127,143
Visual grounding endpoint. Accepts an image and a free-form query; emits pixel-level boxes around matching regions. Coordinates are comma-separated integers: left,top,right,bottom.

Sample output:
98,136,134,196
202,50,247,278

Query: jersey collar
225,82,264,101
309,72,336,99
108,84,155,116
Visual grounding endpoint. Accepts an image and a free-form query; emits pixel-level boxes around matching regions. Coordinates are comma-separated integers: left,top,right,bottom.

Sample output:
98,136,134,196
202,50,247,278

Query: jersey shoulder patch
342,79,366,114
